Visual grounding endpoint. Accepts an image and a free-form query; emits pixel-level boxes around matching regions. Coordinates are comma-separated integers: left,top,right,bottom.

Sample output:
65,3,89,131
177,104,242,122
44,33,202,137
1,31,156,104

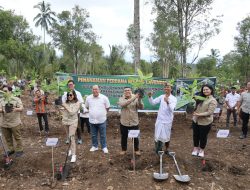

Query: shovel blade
173,174,191,183
153,172,169,181
61,164,70,181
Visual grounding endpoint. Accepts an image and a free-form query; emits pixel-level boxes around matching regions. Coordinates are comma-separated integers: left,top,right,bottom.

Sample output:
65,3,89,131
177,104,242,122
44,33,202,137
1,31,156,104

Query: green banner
72,74,167,110
56,73,216,111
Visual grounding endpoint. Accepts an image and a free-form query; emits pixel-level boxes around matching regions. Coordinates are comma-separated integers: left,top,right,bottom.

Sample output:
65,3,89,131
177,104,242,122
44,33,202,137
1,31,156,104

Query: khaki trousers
1,125,23,152
65,123,77,155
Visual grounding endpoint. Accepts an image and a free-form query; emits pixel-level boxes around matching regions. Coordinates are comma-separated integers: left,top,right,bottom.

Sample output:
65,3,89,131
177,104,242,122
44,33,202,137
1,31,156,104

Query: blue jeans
90,121,107,149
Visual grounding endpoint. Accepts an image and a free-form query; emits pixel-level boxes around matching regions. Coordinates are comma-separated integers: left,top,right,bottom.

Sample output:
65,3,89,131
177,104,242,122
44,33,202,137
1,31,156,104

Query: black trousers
80,117,90,133
76,114,82,140
226,109,237,126
37,113,49,132
242,111,250,135
120,124,139,151
193,122,211,149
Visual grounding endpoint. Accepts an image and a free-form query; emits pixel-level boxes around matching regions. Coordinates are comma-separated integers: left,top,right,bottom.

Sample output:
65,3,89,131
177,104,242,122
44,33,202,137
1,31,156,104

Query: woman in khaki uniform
61,90,80,163
192,84,217,158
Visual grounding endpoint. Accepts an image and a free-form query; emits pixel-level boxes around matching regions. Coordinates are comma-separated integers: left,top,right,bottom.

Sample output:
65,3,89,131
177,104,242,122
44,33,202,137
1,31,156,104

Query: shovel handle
159,151,164,174
172,155,182,176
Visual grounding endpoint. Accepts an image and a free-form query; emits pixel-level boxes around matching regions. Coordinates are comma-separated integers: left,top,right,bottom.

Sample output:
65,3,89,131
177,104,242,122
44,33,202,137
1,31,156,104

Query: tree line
0,1,249,86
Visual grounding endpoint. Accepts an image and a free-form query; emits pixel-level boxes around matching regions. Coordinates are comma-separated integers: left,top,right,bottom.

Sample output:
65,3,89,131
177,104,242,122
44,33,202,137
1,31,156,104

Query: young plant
0,90,14,113
128,69,153,97
175,80,205,111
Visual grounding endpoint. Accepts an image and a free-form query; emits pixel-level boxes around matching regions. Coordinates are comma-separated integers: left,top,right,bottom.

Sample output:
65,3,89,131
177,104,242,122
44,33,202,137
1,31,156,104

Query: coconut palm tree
33,1,56,51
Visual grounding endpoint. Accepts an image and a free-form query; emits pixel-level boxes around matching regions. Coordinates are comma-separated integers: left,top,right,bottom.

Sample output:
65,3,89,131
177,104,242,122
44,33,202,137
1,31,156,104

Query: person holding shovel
62,80,83,144
192,84,217,157
117,87,144,156
61,90,81,163
0,85,24,157
148,82,177,155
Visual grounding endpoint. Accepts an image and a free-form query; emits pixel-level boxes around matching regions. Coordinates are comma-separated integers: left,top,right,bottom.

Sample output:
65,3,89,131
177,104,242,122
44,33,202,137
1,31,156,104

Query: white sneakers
198,150,204,158
90,146,98,152
70,155,76,163
68,150,72,156
192,148,199,156
89,146,108,153
102,147,109,154
192,148,205,157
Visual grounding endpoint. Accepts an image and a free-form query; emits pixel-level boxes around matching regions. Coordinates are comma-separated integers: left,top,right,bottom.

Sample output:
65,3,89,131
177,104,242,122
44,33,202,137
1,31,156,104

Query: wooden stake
52,146,54,182
132,138,135,173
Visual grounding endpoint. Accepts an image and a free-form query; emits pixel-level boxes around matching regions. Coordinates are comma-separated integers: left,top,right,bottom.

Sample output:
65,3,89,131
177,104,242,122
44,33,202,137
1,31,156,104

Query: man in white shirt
62,80,83,144
85,85,110,154
225,86,240,128
148,82,177,155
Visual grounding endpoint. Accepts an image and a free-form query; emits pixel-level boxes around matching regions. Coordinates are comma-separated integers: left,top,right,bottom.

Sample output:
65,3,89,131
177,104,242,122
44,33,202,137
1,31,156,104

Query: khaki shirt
239,91,250,114
0,97,23,128
195,96,217,126
61,102,80,126
118,94,144,127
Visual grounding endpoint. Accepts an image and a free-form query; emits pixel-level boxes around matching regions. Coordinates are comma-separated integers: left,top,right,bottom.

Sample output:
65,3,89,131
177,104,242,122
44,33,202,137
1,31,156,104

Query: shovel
153,151,169,181
168,152,191,183
0,133,13,169
57,136,72,181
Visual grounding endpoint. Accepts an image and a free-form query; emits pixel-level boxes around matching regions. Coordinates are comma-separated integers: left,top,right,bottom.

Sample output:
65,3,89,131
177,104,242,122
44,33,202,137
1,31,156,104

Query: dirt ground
0,91,249,190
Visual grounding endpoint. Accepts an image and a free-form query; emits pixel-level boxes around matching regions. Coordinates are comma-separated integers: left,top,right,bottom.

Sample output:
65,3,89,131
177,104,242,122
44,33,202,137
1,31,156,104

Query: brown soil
0,91,249,190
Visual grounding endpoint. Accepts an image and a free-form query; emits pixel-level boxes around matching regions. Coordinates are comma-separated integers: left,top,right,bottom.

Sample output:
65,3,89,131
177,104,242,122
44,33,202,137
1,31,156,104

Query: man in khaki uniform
118,87,144,155
237,82,250,139
0,86,23,157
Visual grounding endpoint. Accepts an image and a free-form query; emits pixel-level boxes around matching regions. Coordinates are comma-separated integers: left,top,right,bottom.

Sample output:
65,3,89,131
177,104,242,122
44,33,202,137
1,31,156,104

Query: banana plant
128,69,153,98
175,80,205,110
128,69,153,89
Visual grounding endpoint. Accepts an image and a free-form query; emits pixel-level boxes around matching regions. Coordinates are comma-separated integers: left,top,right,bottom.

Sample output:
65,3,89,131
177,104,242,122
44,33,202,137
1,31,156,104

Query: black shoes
15,151,24,157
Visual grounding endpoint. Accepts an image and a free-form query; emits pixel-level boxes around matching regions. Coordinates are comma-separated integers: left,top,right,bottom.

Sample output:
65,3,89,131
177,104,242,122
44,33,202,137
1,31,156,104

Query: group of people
0,79,249,164
216,83,250,139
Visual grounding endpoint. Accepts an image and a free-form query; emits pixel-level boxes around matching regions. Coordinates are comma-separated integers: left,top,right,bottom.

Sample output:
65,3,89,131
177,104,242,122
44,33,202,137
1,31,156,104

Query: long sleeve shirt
118,94,144,126
61,101,80,126
148,94,177,124
195,95,217,125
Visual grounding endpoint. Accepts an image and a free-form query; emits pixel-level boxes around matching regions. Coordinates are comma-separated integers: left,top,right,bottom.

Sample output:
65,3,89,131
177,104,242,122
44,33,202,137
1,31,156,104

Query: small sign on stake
216,130,229,138
46,138,59,147
26,110,33,116
128,130,140,138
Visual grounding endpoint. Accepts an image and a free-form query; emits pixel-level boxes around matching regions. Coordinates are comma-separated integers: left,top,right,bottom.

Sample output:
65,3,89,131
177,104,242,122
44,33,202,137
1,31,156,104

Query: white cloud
1,0,250,62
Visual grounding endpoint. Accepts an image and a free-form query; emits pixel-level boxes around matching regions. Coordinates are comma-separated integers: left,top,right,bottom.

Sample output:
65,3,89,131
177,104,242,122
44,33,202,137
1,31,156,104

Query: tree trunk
134,0,140,74
43,27,46,53
176,0,184,77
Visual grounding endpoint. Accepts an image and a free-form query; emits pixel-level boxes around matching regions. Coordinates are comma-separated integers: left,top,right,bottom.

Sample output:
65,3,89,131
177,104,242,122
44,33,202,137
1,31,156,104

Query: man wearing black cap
225,86,240,128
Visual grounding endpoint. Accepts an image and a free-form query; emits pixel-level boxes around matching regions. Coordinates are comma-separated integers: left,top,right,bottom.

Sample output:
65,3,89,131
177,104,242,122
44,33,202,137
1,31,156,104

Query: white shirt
225,93,240,108
80,102,89,118
148,94,177,124
62,89,83,104
85,94,110,124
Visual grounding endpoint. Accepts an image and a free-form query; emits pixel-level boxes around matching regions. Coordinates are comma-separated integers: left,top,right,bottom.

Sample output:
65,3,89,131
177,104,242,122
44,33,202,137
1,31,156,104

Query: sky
1,0,250,62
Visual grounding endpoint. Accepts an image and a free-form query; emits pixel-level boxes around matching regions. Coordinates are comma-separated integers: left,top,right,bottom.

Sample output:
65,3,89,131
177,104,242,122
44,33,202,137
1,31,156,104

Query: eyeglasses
67,94,73,97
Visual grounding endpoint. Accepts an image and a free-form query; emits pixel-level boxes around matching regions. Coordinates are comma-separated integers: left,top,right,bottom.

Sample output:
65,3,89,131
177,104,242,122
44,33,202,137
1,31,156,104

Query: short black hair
67,79,75,84
231,86,236,89
3,85,12,92
124,86,131,89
